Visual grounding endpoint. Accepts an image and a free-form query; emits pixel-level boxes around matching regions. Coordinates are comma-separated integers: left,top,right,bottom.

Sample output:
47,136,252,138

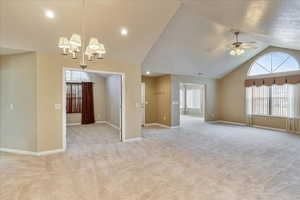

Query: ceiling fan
229,31,257,56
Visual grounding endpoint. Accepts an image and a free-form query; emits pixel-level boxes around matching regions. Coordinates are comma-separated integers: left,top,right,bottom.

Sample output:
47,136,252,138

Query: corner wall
218,46,300,129
0,53,37,152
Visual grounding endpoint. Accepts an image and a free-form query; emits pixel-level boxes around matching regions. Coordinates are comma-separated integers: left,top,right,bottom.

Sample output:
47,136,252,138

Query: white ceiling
142,0,300,78
2,0,300,78
0,0,180,64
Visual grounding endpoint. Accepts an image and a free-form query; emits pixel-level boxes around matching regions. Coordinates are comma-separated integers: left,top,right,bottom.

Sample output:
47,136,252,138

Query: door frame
62,67,126,150
179,83,206,123
141,82,146,126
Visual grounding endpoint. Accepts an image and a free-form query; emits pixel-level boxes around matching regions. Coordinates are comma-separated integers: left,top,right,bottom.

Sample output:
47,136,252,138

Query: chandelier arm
80,0,87,66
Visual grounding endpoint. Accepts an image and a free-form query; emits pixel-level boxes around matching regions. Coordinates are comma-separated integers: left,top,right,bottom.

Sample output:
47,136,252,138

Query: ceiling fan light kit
229,31,257,56
57,0,106,70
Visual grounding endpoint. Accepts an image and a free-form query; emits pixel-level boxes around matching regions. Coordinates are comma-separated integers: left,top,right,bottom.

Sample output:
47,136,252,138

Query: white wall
105,75,121,128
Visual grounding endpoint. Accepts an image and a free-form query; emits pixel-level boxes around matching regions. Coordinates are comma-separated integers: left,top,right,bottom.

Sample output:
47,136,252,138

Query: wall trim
105,121,121,130
67,123,81,126
144,123,180,129
95,121,106,124
124,137,143,142
0,148,65,156
213,120,247,126
0,148,38,156
212,120,292,133
252,125,286,132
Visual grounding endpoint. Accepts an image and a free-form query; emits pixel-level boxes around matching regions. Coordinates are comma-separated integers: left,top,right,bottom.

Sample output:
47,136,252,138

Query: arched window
248,52,300,76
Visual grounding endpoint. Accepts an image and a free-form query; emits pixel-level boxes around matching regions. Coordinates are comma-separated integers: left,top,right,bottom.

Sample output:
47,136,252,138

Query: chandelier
57,0,106,70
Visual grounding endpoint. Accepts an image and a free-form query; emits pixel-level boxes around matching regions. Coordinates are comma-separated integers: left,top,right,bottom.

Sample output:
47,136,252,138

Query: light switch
10,104,14,110
55,104,61,110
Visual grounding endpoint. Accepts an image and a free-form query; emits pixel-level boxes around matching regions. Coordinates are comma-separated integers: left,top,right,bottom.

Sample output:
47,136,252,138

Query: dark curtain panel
81,82,95,124
66,83,82,113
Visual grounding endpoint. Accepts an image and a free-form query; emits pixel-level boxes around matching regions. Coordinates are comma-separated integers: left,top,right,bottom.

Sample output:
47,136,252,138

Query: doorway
179,83,205,126
62,68,125,150
141,82,146,126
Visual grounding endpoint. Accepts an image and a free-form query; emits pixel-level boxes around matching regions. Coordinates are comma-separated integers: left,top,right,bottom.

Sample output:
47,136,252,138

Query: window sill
250,114,299,119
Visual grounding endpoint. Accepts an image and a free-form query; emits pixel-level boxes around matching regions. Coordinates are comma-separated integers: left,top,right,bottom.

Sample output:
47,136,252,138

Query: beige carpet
1,122,300,200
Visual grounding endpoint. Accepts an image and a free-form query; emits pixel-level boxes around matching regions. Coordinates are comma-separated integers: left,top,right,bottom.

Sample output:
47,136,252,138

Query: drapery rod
66,82,94,84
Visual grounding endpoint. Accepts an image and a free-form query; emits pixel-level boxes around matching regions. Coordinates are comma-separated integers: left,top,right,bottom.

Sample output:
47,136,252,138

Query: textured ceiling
2,0,300,78
0,0,180,64
142,0,300,78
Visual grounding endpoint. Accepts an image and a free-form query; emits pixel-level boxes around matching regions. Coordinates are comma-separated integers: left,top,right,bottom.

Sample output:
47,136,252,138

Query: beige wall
105,75,121,128
0,53,37,151
171,75,219,126
36,53,141,152
142,76,157,123
218,46,300,130
66,73,107,124
156,75,172,126
142,75,171,126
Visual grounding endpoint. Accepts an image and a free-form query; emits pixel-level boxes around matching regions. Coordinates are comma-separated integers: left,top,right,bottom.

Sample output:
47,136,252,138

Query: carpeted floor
1,121,300,200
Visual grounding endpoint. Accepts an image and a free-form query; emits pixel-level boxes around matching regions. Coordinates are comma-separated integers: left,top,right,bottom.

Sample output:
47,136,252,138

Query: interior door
141,83,146,126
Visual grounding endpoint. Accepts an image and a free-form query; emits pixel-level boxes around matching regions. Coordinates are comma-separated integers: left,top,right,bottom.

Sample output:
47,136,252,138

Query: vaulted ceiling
1,0,300,78
142,0,300,78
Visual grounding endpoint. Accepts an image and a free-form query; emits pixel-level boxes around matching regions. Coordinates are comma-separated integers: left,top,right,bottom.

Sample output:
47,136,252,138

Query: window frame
248,52,300,78
247,85,290,118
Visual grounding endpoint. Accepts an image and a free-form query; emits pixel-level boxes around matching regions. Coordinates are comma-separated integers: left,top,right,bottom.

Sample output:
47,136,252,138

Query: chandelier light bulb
88,38,100,50
70,34,82,47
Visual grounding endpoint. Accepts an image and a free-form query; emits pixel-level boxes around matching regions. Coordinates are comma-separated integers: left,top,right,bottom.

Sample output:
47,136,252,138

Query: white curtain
246,84,300,132
286,84,300,132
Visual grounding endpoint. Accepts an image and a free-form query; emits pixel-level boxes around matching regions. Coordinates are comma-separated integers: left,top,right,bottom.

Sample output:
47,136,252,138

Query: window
186,88,201,109
66,83,82,113
248,52,299,76
180,88,185,109
246,85,289,117
65,70,90,82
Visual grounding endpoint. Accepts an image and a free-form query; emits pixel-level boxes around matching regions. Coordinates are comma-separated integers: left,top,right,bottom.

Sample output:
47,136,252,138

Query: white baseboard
144,123,176,129
124,137,143,142
214,120,246,126
0,148,38,156
252,125,286,132
36,149,65,156
95,121,106,124
212,120,293,133
104,121,120,130
0,148,65,156
67,123,81,126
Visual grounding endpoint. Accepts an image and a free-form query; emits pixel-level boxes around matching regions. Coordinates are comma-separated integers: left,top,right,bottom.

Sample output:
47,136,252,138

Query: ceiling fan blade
243,41,256,44
240,43,258,49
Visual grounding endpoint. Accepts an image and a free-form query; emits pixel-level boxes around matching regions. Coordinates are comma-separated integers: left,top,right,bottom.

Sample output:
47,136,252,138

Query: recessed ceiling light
146,71,150,75
45,10,55,19
121,28,128,36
